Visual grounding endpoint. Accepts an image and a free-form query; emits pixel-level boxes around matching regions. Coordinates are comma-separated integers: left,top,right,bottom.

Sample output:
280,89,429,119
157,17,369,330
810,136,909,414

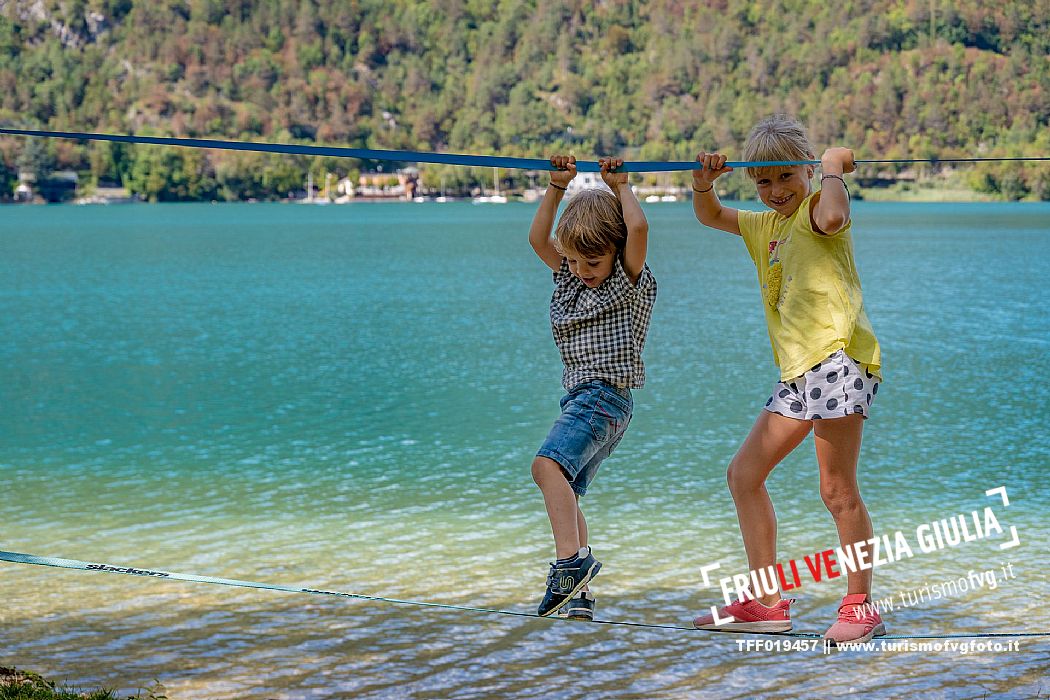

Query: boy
527,155,657,619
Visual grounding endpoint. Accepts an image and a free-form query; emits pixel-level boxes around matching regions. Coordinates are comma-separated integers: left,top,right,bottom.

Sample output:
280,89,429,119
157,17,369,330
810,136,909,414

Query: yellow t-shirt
738,191,881,381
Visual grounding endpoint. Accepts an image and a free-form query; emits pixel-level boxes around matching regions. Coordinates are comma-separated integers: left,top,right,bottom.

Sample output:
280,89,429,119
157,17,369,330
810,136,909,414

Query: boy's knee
531,456,564,485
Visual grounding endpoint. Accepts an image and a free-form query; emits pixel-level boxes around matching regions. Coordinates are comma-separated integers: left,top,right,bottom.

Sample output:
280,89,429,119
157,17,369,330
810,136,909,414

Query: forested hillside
1,0,1048,200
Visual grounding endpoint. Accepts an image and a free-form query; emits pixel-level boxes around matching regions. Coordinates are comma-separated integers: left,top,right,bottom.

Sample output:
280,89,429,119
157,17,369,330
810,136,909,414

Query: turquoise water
1,201,1048,698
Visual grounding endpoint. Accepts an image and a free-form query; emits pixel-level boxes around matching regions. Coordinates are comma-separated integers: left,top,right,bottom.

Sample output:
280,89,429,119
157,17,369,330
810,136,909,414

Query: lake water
1,201,1048,698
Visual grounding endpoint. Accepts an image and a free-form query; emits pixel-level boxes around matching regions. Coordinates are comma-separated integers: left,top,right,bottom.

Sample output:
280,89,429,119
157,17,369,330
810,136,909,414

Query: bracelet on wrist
692,184,713,194
549,183,567,191
820,174,849,197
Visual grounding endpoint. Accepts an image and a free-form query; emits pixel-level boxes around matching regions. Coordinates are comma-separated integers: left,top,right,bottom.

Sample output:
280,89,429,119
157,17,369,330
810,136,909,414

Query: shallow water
2,201,1048,698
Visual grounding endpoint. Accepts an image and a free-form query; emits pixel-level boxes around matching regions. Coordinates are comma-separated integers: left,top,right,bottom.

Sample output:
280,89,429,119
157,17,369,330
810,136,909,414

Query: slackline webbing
2,549,1046,641
3,128,1050,173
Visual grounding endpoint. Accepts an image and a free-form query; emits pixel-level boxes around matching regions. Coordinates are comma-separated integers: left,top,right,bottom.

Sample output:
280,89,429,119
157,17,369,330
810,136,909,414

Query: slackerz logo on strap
87,563,170,578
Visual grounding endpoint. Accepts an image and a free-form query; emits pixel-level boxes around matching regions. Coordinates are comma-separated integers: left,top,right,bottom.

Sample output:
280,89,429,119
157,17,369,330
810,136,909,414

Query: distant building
358,173,396,188
18,169,79,202
44,170,79,202
15,170,35,202
566,172,612,196
14,181,33,202
399,167,419,200
358,168,418,199
75,183,139,205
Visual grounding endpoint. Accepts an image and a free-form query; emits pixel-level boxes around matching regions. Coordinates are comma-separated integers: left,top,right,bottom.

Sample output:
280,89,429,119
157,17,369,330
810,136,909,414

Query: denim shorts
536,380,633,497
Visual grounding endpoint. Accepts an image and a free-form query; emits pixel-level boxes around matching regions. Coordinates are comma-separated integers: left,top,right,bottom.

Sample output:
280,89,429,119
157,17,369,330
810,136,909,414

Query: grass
0,669,165,700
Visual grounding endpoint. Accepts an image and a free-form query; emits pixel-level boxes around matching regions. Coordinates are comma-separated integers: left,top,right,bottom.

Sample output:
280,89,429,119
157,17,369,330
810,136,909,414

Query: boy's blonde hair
742,113,816,180
554,188,627,258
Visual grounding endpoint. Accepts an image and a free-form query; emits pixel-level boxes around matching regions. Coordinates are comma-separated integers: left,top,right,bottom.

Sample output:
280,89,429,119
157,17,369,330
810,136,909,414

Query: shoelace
545,562,581,593
837,602,876,624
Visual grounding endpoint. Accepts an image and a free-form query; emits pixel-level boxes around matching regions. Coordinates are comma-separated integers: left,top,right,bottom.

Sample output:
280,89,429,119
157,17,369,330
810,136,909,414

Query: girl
690,114,885,645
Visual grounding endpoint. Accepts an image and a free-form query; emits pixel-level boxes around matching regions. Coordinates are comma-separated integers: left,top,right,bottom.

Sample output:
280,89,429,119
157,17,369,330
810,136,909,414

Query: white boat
301,170,332,204
473,167,508,203
661,194,677,202
645,194,661,203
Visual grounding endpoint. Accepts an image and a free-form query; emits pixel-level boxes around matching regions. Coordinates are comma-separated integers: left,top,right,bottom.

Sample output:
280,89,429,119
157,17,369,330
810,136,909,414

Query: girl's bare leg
727,411,812,606
813,414,872,596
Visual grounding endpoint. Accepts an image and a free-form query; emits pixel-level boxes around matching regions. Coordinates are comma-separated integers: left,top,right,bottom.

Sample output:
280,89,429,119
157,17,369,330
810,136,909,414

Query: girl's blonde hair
742,113,816,179
554,188,627,258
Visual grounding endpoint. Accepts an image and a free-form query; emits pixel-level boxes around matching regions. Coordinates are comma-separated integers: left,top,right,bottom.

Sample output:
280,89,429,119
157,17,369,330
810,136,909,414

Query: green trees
124,146,216,201
0,161,15,199
0,0,1047,200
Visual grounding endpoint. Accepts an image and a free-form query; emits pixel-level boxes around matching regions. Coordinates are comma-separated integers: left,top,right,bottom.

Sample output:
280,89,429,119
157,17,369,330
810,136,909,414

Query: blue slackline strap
1,549,1046,641
5,128,1047,173
0,127,784,171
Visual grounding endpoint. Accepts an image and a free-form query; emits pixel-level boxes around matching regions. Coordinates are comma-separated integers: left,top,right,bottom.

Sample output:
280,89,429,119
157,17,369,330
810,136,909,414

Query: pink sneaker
693,597,794,633
824,593,887,645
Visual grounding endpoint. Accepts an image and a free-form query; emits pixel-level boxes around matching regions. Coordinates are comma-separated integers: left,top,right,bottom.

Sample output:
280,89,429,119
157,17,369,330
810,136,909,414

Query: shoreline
854,186,1000,203
3,191,1043,205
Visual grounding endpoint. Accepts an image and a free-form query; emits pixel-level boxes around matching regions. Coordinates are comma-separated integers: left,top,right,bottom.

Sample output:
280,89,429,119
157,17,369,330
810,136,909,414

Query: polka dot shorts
764,350,880,420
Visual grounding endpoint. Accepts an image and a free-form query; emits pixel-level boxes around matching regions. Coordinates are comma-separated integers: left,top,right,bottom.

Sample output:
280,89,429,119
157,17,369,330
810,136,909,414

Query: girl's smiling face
564,248,617,287
753,165,815,216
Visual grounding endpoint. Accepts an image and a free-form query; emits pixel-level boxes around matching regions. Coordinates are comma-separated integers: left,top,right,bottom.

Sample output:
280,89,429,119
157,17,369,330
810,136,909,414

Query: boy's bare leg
532,456,582,559
576,496,590,591
727,411,812,606
813,414,872,596
576,496,588,549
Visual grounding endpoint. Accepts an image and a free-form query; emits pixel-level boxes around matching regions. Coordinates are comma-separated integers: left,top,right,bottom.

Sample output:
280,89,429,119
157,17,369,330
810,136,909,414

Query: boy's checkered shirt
550,258,657,391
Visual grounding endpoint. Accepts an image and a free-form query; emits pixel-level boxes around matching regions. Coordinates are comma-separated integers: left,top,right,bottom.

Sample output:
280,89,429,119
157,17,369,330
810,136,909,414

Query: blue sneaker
558,591,596,621
537,547,602,617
